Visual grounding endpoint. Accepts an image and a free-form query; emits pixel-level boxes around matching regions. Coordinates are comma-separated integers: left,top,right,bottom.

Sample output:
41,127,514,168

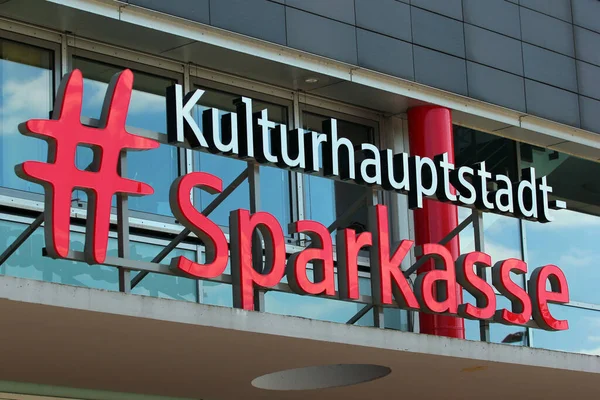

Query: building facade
0,0,599,399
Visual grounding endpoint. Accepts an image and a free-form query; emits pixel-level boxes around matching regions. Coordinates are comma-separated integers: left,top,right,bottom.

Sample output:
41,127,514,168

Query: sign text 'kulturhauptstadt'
16,69,570,332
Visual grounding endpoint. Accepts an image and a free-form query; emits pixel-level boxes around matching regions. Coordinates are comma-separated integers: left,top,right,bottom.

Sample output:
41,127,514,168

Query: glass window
130,241,197,302
302,112,375,236
0,39,54,194
73,56,178,217
192,87,292,234
463,291,528,345
532,305,600,355
0,218,119,290
265,270,407,329
522,146,600,305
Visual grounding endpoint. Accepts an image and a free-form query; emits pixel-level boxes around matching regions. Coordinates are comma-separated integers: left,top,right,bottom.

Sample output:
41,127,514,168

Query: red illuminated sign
16,69,571,332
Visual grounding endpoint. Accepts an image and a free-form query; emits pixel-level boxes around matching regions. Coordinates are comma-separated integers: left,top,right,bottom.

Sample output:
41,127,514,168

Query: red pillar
407,106,465,339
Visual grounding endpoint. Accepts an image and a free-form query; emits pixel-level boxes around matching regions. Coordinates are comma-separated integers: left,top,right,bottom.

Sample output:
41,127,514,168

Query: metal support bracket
0,213,44,266
130,168,249,289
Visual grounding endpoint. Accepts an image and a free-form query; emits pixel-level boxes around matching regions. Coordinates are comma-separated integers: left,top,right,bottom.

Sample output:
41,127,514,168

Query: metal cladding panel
411,7,465,58
463,0,521,39
467,62,526,112
285,0,356,24
286,8,358,65
575,27,600,67
355,0,411,42
522,43,577,92
209,0,286,45
580,96,600,134
464,24,524,75
413,46,468,96
520,7,575,57
576,61,600,101
118,0,600,134
525,79,580,128
410,0,463,20
572,0,600,33
356,29,414,80
128,0,210,24
520,0,572,22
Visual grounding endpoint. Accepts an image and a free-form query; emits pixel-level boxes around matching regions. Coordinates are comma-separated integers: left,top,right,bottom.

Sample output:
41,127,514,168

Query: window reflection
302,113,375,237
533,305,600,355
0,219,119,290
462,291,528,345
522,147,600,305
73,57,178,217
129,241,197,302
192,87,292,234
0,39,53,194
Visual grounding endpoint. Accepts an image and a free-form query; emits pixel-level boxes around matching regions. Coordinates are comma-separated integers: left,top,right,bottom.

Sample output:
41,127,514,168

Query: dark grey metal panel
467,62,526,111
522,43,577,92
410,0,463,20
576,61,600,100
285,0,355,25
572,0,600,33
210,0,286,45
286,8,358,64
356,29,414,80
525,79,580,127
355,0,411,42
128,0,210,24
463,0,521,39
464,24,523,75
519,0,572,22
413,46,467,95
579,96,600,133
575,26,600,67
411,7,465,58
520,7,574,57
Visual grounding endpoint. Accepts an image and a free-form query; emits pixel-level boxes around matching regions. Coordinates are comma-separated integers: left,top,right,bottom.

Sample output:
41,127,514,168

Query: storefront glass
302,112,375,237
0,39,53,195
73,56,178,217
192,87,292,235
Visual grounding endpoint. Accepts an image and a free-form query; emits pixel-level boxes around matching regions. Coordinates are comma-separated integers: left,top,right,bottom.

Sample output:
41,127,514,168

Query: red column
407,106,464,339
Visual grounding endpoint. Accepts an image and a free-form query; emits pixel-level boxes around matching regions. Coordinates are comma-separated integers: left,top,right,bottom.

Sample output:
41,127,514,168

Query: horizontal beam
130,168,250,289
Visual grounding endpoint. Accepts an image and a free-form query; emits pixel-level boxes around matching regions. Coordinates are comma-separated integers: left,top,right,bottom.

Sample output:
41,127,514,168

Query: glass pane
0,39,53,194
129,241,197,302
462,291,528,345
192,87,291,234
0,219,118,290
454,125,518,180
490,296,527,345
521,147,600,304
302,113,374,235
199,254,232,307
265,273,375,325
73,57,178,216
532,305,600,355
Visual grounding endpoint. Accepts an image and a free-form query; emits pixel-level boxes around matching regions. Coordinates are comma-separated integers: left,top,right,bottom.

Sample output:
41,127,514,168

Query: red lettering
492,259,532,325
414,243,458,314
369,205,419,309
336,229,371,300
529,265,569,331
230,209,286,310
169,172,228,278
287,220,335,296
456,252,496,320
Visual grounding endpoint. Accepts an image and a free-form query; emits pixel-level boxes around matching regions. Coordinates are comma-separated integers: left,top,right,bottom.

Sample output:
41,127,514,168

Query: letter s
169,172,228,278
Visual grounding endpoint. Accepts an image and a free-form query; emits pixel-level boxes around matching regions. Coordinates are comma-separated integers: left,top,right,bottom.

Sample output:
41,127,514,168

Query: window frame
66,47,185,225
189,74,297,238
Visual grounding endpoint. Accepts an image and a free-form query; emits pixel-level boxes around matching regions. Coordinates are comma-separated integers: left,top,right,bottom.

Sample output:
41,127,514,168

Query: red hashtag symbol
16,69,159,264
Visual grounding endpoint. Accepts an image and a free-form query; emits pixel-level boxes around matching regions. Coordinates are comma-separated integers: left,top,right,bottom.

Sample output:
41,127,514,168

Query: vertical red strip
408,106,465,339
